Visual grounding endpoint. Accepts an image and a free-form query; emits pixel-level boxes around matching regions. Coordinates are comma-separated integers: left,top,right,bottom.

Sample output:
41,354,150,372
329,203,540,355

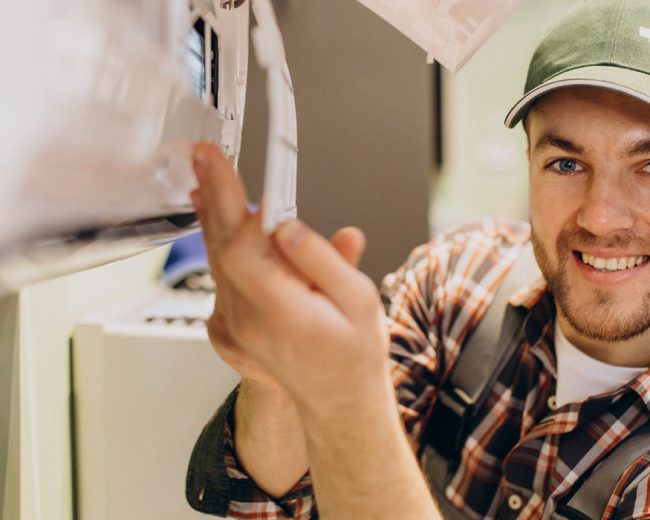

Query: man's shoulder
383,217,532,297
434,217,531,250
402,217,531,271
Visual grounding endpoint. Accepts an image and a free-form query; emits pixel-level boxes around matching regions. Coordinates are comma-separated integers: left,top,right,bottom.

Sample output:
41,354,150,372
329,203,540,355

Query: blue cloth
162,232,208,287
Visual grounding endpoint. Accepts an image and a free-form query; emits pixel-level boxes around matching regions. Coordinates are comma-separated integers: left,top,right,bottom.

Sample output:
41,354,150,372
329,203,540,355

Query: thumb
329,227,366,268
274,219,375,318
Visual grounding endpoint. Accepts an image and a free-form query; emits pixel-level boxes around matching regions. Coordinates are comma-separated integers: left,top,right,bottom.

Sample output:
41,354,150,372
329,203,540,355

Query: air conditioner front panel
0,0,250,291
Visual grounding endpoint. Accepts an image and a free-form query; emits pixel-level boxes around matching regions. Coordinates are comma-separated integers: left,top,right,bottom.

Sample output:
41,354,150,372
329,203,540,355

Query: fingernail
277,219,306,249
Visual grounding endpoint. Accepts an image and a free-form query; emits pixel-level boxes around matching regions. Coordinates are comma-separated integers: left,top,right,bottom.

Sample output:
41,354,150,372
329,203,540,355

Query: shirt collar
627,370,650,413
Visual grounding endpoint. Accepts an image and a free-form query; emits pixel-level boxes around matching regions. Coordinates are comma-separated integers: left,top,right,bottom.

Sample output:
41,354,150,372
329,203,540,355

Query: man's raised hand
190,143,390,418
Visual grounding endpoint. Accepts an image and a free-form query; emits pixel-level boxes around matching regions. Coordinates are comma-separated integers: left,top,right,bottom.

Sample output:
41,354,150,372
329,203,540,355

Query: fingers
192,143,248,246
274,220,378,318
329,227,366,268
191,143,277,302
190,144,281,295
189,143,375,322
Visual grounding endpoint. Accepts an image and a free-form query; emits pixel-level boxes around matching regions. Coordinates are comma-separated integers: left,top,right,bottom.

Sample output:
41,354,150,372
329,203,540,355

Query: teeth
580,253,647,271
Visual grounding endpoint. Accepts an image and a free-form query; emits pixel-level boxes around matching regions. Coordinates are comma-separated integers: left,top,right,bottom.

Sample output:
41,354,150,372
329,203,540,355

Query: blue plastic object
162,231,209,287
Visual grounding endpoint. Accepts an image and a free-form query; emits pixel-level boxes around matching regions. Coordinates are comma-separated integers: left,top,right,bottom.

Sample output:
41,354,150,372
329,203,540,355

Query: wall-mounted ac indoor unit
0,0,297,295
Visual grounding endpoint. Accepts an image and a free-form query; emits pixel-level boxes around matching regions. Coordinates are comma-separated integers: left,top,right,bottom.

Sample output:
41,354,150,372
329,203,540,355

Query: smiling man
186,1,650,519
528,88,650,367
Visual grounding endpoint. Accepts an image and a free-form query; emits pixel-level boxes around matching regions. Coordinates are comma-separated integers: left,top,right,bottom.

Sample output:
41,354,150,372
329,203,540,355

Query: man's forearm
299,375,440,520
234,378,309,498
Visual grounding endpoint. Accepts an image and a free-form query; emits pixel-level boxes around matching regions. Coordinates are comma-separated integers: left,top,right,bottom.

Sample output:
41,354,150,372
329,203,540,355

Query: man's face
528,87,650,349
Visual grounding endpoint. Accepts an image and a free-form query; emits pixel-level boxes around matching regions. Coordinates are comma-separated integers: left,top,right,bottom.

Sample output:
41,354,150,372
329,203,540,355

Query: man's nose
576,173,635,236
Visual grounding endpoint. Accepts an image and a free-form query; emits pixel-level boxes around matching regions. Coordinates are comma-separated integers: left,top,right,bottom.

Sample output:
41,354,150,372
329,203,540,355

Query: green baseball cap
505,0,650,128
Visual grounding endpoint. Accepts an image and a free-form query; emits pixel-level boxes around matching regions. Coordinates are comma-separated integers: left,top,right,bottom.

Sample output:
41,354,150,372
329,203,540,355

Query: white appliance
72,287,239,520
0,0,297,294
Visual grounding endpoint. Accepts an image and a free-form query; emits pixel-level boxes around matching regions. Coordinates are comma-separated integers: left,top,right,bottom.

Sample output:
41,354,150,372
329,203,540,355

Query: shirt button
508,494,523,511
547,395,558,411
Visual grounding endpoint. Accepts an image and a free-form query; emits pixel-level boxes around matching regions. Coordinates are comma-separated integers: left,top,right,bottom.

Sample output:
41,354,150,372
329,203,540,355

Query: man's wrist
236,378,300,438
234,377,310,498
296,371,399,437
239,377,293,405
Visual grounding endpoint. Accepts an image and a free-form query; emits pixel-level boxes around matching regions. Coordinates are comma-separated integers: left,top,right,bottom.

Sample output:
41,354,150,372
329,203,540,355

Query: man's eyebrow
623,138,650,158
533,133,584,155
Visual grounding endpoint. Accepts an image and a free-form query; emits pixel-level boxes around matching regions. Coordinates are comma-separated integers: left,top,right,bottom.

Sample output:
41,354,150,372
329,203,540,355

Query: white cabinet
72,288,238,520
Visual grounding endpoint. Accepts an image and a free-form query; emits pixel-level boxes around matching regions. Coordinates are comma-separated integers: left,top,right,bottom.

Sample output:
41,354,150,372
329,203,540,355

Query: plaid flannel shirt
186,218,650,519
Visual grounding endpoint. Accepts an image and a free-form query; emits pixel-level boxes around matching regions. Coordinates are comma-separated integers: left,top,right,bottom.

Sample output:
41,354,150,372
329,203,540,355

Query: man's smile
571,249,650,284
576,251,649,271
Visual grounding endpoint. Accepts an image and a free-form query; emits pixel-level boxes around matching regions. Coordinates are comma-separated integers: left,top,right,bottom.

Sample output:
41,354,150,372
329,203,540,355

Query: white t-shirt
554,322,647,408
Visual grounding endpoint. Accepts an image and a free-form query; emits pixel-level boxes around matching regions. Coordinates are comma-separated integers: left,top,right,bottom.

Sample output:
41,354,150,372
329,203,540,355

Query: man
185,0,650,518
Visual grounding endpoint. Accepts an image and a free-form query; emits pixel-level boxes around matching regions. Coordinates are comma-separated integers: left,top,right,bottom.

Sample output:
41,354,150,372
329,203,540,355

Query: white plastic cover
355,0,524,71
0,0,207,251
250,0,298,234
0,0,297,293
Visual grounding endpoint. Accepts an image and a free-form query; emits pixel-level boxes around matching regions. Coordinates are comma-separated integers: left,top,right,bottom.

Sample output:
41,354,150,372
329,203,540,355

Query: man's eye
549,159,583,174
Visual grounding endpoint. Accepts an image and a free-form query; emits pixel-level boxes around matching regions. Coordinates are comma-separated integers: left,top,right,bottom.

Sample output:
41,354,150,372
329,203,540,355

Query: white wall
240,0,432,284
3,248,167,520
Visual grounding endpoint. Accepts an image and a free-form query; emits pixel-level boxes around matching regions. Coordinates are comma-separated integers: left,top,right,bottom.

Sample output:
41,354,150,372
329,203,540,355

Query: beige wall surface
240,0,433,284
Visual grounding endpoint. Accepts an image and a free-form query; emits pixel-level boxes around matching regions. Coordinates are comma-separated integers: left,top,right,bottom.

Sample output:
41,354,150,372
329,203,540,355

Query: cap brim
504,66,650,128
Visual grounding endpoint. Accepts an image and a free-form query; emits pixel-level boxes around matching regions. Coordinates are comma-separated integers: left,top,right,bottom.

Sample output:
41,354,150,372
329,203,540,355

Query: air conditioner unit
0,0,297,294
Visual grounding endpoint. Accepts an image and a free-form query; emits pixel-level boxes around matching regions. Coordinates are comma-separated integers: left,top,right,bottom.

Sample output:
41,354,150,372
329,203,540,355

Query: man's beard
531,226,650,342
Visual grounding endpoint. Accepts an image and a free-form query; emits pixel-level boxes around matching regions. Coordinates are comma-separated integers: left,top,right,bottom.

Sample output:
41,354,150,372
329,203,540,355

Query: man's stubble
530,226,650,343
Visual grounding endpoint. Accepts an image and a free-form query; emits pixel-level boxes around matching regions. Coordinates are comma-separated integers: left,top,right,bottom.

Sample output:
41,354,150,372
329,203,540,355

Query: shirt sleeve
186,384,316,519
